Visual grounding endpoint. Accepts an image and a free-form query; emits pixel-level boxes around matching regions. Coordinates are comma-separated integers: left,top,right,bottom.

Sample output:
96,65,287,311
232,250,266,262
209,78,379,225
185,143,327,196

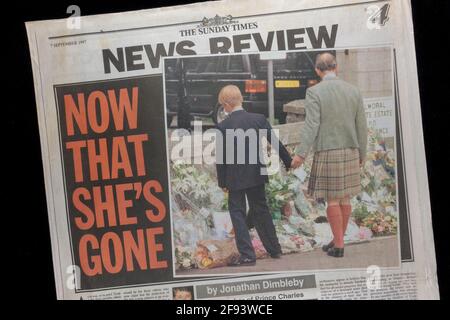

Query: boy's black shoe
228,258,256,266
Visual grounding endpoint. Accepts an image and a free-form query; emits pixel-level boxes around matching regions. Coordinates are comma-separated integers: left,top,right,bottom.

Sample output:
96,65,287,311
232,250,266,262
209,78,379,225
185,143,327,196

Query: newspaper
26,0,439,300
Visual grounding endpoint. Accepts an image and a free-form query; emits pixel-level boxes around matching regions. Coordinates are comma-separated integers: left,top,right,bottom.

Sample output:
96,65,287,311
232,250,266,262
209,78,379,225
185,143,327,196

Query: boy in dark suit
215,85,295,266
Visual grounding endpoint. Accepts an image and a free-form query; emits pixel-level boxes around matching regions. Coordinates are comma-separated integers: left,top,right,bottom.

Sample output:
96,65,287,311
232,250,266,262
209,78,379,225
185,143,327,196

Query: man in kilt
291,52,368,258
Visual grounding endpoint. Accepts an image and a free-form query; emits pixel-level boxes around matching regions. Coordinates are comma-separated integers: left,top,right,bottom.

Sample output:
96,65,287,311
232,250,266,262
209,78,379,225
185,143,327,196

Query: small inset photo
172,286,195,300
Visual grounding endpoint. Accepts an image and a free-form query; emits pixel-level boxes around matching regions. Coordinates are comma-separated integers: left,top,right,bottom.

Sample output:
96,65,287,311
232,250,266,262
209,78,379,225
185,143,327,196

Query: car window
226,55,245,72
184,58,200,72
185,57,220,73
253,53,316,72
294,53,316,70
255,58,287,72
164,59,178,78
203,58,219,72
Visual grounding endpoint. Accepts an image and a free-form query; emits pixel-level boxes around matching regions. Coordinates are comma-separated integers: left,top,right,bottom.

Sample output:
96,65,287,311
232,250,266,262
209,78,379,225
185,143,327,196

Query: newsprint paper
26,0,439,300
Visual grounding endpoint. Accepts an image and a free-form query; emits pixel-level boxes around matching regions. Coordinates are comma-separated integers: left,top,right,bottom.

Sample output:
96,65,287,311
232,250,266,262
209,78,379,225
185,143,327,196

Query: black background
4,0,449,301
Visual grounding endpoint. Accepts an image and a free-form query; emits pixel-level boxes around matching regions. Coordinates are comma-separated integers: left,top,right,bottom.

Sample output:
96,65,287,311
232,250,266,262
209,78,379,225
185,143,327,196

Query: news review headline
102,24,338,73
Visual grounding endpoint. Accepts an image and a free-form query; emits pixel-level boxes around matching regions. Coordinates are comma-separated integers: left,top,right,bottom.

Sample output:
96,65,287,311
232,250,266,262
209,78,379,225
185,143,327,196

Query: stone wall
336,47,393,98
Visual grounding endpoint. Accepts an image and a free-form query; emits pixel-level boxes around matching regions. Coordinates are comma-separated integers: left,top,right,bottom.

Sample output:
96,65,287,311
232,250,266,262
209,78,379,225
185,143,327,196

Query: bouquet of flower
175,246,196,270
171,162,212,206
251,237,268,259
362,212,398,236
194,239,240,269
266,174,295,219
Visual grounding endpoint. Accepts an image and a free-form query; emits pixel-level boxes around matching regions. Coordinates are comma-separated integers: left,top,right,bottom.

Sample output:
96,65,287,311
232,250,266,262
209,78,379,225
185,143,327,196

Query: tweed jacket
296,73,368,160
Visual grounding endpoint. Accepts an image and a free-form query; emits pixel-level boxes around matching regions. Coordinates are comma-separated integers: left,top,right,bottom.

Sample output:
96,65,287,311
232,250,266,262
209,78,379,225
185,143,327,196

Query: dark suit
216,109,292,260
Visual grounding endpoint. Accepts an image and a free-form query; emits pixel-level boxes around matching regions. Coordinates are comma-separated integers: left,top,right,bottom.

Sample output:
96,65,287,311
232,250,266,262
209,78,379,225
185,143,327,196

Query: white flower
182,258,191,268
199,208,210,218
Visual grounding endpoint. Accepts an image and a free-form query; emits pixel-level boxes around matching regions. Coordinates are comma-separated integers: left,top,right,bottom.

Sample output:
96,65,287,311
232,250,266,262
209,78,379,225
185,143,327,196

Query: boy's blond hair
218,85,243,107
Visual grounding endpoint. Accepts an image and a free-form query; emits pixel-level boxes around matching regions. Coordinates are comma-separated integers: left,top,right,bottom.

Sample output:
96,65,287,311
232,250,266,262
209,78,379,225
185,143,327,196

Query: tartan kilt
307,148,362,200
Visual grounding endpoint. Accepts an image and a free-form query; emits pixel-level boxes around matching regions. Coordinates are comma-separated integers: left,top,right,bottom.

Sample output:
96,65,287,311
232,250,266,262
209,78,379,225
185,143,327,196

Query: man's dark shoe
327,247,344,258
270,253,282,259
228,258,256,267
322,241,334,252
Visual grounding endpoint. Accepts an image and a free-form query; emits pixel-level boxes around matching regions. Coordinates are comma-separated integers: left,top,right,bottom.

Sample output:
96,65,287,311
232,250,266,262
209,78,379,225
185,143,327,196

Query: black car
164,52,320,126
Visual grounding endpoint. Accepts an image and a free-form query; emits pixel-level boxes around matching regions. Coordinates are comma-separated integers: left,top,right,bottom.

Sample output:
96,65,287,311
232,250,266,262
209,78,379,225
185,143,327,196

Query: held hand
291,155,304,169
359,157,365,168
222,187,229,193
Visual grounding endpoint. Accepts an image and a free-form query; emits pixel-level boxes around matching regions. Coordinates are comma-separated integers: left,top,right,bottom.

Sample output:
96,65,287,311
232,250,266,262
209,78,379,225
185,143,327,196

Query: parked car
164,52,320,125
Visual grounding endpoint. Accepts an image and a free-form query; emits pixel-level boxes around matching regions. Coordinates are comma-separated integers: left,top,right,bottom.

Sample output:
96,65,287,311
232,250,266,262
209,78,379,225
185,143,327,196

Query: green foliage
361,212,398,236
353,204,370,225
266,174,295,219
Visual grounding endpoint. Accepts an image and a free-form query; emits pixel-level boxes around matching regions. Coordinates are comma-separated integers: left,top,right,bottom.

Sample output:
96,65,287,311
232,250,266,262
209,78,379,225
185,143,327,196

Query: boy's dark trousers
228,184,282,260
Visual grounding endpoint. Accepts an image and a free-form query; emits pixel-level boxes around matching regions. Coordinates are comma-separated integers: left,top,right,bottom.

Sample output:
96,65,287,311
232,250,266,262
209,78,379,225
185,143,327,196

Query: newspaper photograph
25,0,439,300
167,48,401,278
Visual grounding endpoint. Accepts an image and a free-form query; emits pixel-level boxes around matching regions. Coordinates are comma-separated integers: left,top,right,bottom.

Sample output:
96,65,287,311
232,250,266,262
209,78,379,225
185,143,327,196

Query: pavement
176,236,399,276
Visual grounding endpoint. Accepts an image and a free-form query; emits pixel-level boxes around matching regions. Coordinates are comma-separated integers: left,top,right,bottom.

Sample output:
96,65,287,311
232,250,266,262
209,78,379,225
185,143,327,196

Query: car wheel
213,103,228,124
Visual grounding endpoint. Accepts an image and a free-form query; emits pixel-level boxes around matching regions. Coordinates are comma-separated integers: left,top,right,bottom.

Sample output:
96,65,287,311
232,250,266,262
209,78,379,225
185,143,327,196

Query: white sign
364,96,395,138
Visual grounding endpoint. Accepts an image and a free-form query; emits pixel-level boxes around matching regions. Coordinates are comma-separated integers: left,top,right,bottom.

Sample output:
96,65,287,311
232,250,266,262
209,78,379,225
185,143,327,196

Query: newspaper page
26,0,439,300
